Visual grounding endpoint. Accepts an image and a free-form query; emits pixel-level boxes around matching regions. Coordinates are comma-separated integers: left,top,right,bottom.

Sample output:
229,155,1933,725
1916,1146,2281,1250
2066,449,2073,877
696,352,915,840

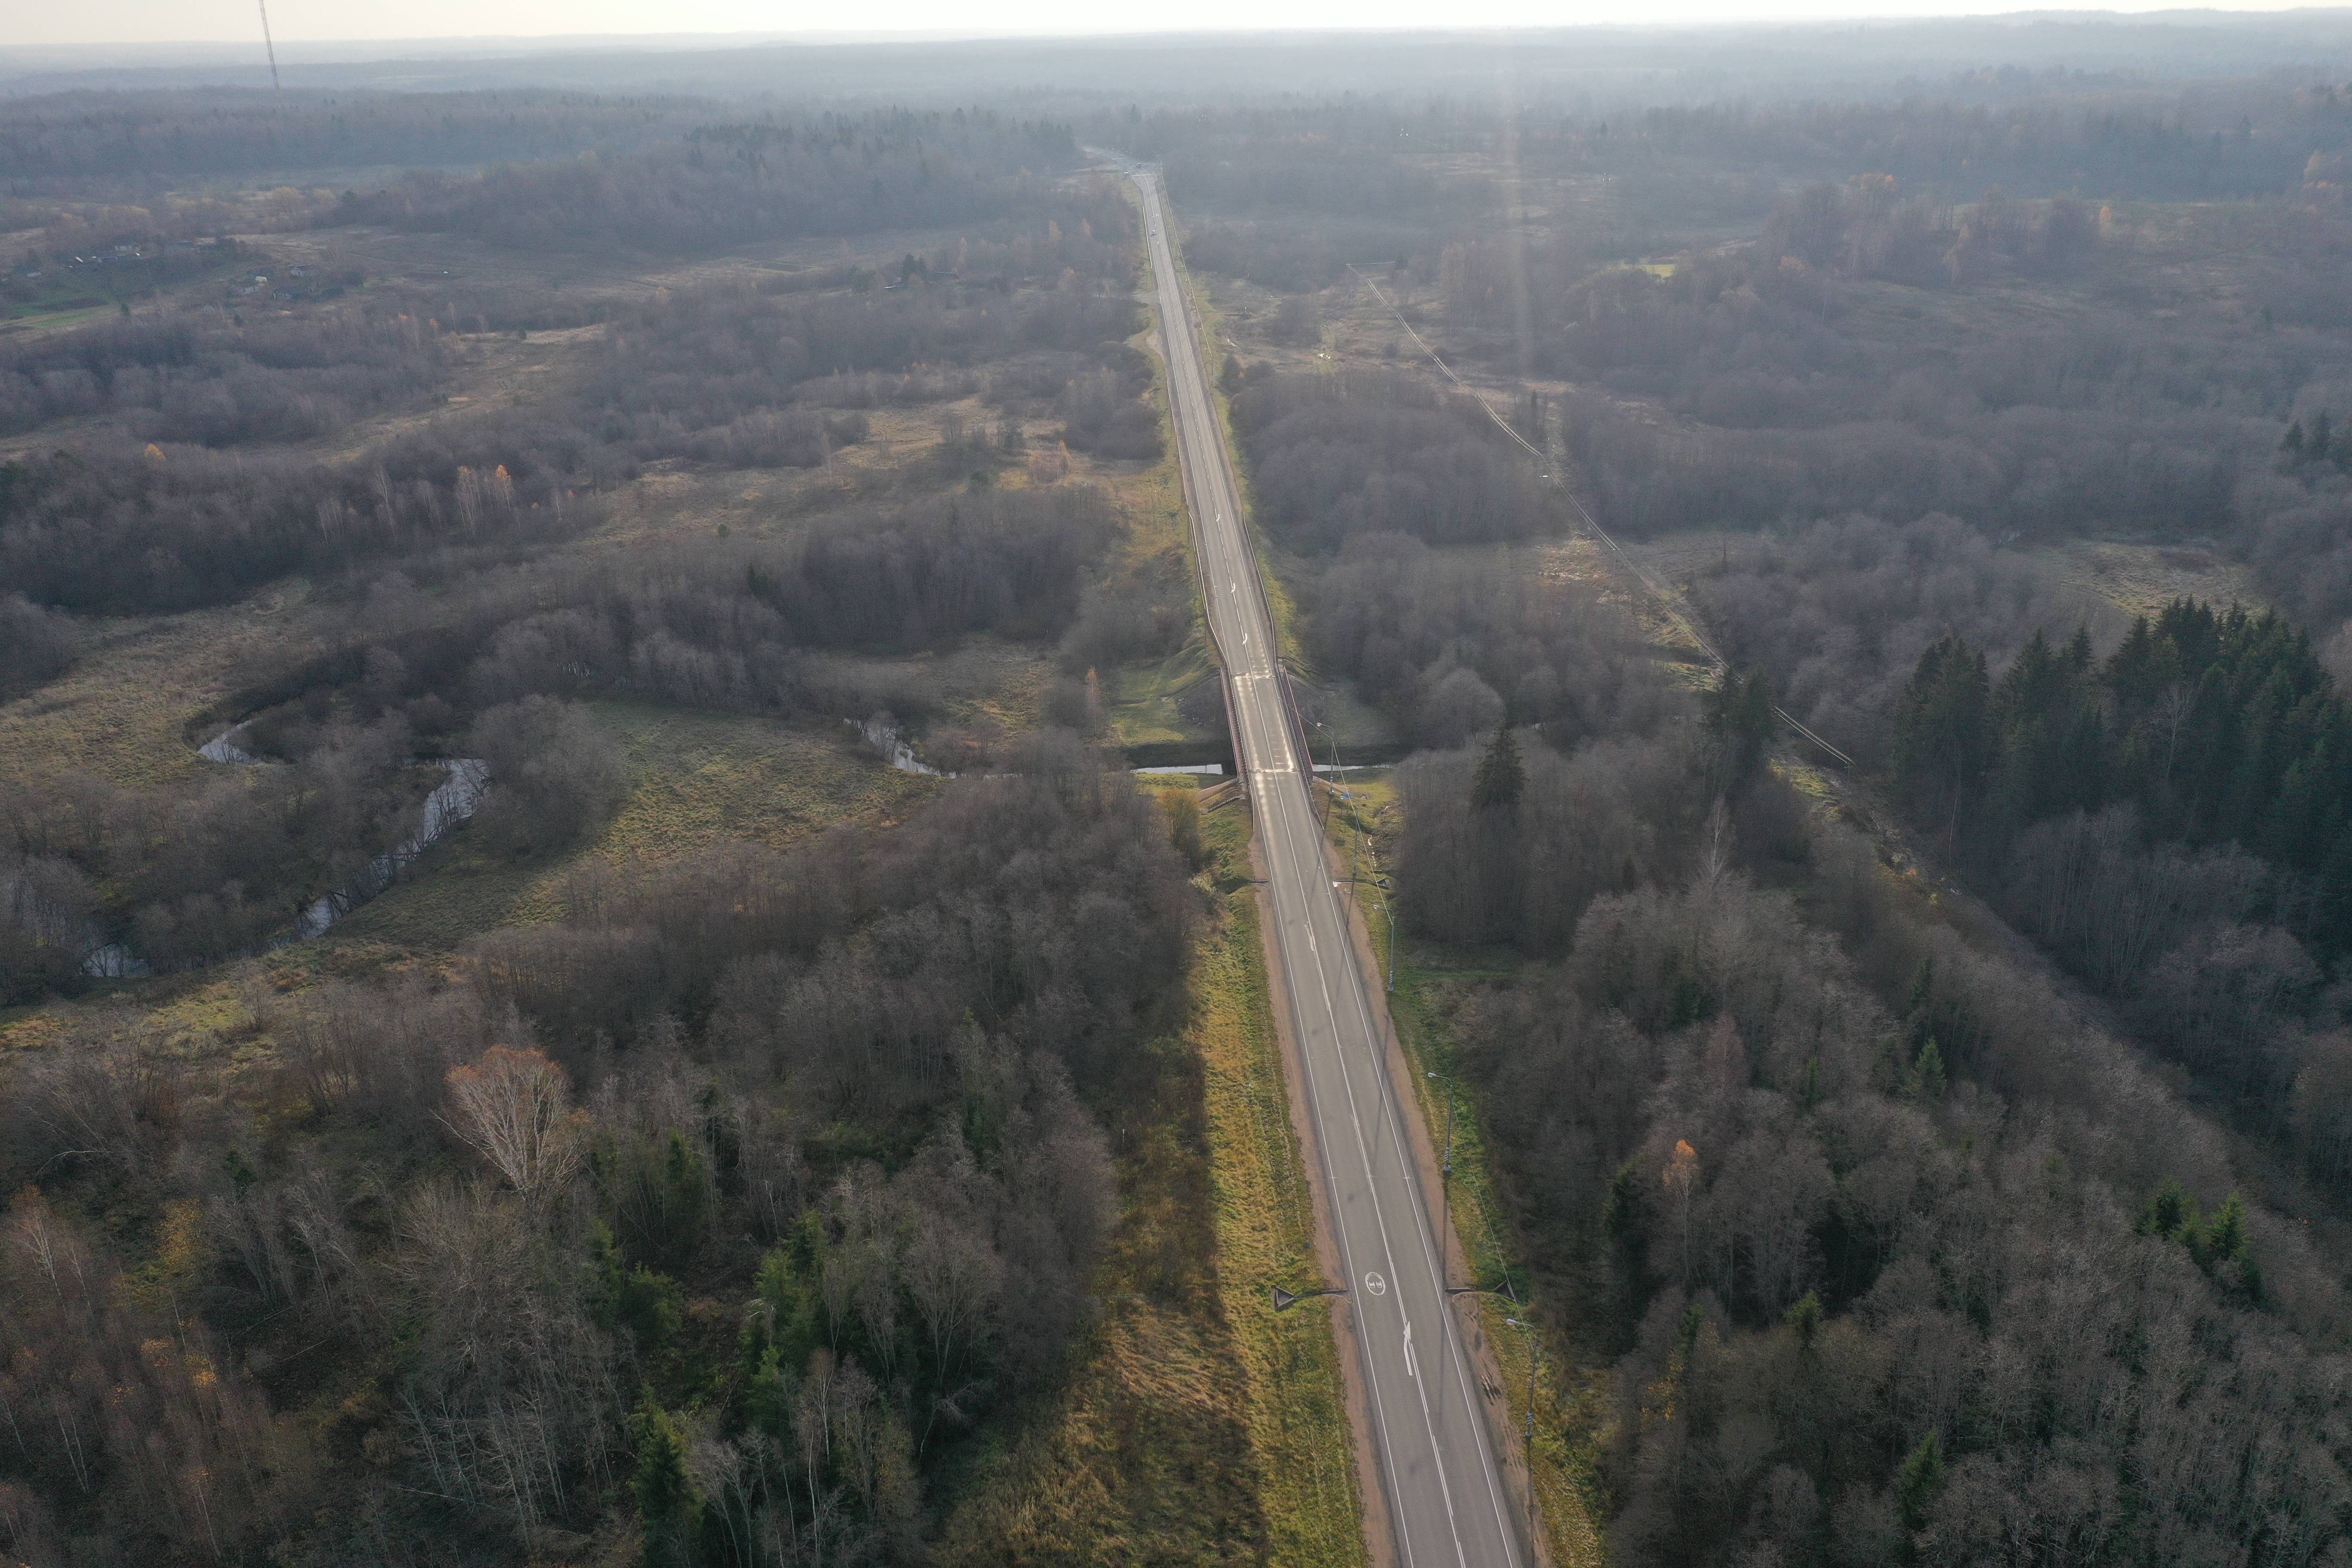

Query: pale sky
6,0,2337,50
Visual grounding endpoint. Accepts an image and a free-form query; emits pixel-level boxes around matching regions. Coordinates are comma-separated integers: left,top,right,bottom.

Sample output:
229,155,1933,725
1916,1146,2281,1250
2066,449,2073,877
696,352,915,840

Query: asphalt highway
1123,160,1527,1568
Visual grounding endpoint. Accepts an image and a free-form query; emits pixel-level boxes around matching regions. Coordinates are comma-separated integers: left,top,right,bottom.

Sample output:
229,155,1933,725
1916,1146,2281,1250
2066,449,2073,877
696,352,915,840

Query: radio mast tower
257,0,282,91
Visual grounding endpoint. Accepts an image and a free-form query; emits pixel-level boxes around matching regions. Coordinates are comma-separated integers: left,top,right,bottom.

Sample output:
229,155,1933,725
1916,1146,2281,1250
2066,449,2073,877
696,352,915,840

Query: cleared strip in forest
1345,263,1853,770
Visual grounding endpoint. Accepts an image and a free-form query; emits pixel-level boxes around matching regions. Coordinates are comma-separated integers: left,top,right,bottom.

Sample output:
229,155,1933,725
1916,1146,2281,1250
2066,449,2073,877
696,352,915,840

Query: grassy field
0,302,114,337
324,699,936,952
1320,773,1608,1568
0,579,329,788
934,787,1366,1568
2029,538,2269,621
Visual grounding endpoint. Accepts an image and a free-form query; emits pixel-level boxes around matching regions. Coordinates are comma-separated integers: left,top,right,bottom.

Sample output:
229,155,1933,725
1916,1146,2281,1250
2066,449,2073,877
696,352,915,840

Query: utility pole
1427,1069,1456,1283
1384,891,1395,992
1426,1069,1455,1183
1310,718,1342,834
1505,1317,1540,1445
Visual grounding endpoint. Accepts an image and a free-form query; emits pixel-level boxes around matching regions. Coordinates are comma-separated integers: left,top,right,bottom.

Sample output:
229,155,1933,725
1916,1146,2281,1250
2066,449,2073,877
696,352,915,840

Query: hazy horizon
13,1,2348,51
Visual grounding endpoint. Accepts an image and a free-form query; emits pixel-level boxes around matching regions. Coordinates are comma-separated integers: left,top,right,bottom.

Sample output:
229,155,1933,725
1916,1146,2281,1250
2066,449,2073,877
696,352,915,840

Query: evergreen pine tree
1783,1290,1824,1348
1894,636,1989,834
1990,629,2107,830
634,1394,701,1566
2105,614,2161,712
1471,725,1524,810
1706,668,1778,789
1896,1430,1947,1533
2313,410,2335,465
2203,1190,2248,1264
2284,419,2307,459
2136,1179,2193,1241
754,1227,824,1372
1902,959,1936,1051
1904,1037,1948,1103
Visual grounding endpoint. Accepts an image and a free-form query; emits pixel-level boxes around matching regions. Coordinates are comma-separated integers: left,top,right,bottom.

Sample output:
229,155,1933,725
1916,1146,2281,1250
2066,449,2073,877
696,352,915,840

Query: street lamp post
1310,715,1395,992
1427,1068,1457,1284
1373,888,1392,1001
1310,718,1344,836
1426,1069,1455,1182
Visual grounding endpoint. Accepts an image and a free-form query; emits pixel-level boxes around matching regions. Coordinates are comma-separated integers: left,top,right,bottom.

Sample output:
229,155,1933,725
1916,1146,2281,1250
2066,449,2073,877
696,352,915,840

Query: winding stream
79,729,491,977
294,757,489,938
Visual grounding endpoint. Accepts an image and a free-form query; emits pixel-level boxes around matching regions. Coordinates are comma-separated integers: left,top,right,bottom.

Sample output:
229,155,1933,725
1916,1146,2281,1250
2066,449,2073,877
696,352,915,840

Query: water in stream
79,738,492,976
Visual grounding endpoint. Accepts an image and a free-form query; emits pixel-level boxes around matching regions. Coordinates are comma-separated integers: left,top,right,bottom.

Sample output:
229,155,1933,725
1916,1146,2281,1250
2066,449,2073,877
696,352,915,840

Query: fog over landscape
5,8,2352,1568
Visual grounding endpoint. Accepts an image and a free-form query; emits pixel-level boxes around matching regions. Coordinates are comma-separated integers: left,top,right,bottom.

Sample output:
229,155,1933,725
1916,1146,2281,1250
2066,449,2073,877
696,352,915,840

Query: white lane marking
1265,783,1468,1568
1316,787,1524,1562
1366,1272,1387,1297
1404,1318,1419,1380
1138,181,1411,1561
1143,167,1510,1565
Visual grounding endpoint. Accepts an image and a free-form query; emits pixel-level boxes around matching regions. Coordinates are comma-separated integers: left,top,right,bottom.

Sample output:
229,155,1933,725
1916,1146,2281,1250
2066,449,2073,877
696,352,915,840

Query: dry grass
1194,798,1369,1568
324,699,935,952
1320,775,1608,1568
934,790,1366,1568
2029,539,2269,621
286,321,612,466
0,580,330,788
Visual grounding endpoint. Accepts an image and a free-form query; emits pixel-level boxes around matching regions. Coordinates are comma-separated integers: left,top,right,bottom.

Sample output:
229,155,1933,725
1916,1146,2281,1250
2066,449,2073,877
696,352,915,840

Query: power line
1346,263,1853,770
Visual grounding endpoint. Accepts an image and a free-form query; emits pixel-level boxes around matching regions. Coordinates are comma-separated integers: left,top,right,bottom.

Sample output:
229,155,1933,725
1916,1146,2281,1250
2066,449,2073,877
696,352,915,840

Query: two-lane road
1121,161,1527,1568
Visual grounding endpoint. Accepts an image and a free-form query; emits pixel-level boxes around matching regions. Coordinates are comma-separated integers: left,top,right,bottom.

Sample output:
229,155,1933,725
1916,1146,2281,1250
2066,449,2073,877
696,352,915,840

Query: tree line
1876,599,2352,1181
1461,817,2352,1567
1678,519,2352,1195
1520,78,2352,203
342,110,1086,257
0,232,1145,621
1306,531,1677,751
0,89,711,184
239,484,1119,730
0,305,447,443
585,269,1143,461
1228,365,1565,551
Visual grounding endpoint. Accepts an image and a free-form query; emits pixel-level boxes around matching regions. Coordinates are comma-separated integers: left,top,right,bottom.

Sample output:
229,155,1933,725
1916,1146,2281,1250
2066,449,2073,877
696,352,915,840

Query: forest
0,69,1230,1568
10,18,2352,1568
0,737,1194,1562
340,111,1087,256
1225,341,2352,1559
0,90,712,184
1133,40,2352,1568
0,122,1141,616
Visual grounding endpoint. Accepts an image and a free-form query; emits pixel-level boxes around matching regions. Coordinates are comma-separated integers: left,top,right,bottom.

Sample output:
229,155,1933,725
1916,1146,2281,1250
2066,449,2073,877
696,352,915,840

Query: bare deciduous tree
441,1045,588,1206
